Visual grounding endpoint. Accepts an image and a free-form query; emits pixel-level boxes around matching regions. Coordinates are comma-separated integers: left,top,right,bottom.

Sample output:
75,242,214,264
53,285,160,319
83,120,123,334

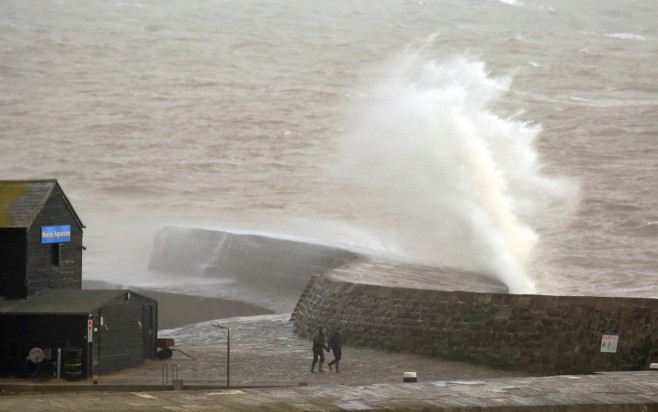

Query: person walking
311,326,330,373
327,327,343,372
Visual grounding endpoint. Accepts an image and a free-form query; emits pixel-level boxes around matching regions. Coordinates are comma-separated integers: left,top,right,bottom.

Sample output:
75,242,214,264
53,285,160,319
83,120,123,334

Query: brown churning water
1,0,656,297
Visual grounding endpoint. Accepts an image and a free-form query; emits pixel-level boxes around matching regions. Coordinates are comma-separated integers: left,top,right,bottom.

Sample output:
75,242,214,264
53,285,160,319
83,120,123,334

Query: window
51,243,60,266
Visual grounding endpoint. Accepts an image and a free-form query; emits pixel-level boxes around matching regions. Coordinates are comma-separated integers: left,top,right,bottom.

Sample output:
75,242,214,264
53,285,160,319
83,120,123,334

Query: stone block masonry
293,274,658,375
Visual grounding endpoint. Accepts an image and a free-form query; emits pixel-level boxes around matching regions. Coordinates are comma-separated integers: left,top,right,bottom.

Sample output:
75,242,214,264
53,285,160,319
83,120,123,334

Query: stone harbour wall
293,274,658,375
148,227,358,292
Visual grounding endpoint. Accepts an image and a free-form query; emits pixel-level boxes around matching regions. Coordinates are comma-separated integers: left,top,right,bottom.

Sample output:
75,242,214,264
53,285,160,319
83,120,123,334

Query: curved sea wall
148,226,359,292
147,227,507,294
148,227,658,375
293,274,658,375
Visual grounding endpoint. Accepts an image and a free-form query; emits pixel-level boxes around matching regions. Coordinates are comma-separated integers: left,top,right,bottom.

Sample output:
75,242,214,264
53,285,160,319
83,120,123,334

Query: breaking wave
336,49,578,293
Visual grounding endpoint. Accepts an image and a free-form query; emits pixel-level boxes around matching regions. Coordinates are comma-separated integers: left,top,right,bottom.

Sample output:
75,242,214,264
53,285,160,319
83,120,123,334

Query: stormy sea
2,0,657,322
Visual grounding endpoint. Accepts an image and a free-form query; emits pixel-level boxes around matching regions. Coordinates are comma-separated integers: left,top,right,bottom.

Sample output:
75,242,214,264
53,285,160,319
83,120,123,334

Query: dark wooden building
0,180,158,378
0,179,84,298
0,289,157,377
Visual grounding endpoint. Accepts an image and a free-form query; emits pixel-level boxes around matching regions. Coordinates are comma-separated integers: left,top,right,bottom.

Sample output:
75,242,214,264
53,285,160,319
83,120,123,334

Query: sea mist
337,52,577,294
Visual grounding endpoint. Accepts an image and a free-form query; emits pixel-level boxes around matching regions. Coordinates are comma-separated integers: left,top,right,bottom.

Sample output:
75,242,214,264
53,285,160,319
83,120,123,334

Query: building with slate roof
0,179,84,298
0,180,157,379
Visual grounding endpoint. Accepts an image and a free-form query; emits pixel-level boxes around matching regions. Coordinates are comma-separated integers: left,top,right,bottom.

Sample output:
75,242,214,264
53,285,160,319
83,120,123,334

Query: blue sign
41,225,71,244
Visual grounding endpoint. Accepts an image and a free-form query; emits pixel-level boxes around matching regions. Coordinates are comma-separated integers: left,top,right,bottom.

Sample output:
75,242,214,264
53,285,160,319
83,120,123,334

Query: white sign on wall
600,335,618,353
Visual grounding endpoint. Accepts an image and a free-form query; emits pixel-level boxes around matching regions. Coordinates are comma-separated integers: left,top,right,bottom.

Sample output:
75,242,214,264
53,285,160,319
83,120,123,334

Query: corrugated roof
0,289,131,315
0,179,84,228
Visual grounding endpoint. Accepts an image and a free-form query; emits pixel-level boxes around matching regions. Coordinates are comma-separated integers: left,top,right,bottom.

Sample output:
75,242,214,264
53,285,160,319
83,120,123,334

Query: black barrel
64,348,82,381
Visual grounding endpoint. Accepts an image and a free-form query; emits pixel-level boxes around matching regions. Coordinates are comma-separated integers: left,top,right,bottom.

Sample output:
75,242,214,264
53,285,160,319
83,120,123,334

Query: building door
0,229,27,298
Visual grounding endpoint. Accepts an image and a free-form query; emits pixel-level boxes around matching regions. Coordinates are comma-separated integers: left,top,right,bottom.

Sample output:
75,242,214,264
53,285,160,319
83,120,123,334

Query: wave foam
336,50,577,293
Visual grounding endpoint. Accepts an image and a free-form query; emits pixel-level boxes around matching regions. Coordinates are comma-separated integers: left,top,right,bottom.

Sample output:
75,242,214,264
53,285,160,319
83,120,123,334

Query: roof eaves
0,180,85,230
53,181,86,229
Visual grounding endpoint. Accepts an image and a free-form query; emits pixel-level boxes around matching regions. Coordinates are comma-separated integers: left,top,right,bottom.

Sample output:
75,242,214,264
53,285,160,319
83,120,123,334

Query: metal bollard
162,364,169,385
173,377,184,391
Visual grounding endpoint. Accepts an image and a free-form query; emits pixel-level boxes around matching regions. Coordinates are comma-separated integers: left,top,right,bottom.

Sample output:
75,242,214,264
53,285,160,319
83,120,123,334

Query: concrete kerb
0,381,305,395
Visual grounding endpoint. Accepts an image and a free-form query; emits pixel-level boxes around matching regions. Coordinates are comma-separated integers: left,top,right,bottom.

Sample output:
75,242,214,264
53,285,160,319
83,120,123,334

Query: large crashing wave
336,51,577,294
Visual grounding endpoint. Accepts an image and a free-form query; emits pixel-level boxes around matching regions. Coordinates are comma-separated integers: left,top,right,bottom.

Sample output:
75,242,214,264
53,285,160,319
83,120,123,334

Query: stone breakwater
147,227,508,294
148,226,359,291
147,227,657,375
293,274,658,375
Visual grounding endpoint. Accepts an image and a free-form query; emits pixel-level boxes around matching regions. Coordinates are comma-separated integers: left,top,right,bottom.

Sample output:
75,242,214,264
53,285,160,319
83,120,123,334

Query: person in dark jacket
327,327,343,372
311,326,330,373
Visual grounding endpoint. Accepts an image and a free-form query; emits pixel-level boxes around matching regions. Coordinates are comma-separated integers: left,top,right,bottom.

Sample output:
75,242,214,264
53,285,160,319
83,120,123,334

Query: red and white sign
600,335,618,353
88,319,93,343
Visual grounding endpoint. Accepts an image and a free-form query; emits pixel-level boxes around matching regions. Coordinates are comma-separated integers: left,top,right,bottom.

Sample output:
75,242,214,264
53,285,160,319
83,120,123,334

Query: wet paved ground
1,372,656,411
1,314,657,410
95,313,530,386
